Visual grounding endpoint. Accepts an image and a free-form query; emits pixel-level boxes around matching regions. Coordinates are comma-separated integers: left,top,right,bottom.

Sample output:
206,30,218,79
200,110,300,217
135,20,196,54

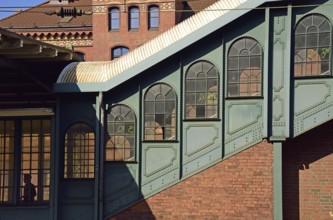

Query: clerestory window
185,61,219,119
106,105,136,162
148,5,159,30
109,7,120,31
228,37,262,97
64,123,95,179
294,14,331,77
129,6,139,30
144,83,177,141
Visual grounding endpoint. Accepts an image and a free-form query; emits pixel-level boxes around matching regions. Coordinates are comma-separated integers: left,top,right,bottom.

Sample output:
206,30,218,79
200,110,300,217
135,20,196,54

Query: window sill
105,161,138,164
128,29,139,32
225,96,264,100
148,27,159,31
142,140,179,143
0,203,49,209
109,29,119,32
183,118,221,122
63,178,95,181
294,74,333,79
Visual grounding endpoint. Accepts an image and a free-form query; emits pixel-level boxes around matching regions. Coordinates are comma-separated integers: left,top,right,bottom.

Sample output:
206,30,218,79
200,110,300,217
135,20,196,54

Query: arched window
148,5,159,29
129,6,139,30
144,83,177,141
106,105,135,161
228,37,262,97
109,7,120,31
294,14,331,77
111,46,129,60
64,123,95,179
185,61,219,119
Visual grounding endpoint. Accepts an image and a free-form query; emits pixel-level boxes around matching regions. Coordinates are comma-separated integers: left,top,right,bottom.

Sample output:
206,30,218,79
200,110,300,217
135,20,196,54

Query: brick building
1,0,333,220
0,0,217,61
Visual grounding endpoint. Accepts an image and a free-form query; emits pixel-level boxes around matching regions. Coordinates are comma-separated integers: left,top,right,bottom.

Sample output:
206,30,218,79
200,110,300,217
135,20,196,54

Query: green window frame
106,104,136,162
227,37,262,97
294,14,331,77
64,123,95,179
185,60,219,119
144,83,177,141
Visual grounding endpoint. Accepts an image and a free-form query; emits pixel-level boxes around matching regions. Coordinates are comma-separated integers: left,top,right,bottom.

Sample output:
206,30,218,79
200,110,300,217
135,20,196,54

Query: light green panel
294,79,333,136
141,144,179,196
103,163,140,217
182,122,222,178
271,9,290,139
224,100,264,158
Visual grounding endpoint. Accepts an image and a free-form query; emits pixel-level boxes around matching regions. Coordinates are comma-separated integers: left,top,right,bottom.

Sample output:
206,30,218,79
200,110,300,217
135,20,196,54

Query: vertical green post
274,142,283,220
94,92,103,220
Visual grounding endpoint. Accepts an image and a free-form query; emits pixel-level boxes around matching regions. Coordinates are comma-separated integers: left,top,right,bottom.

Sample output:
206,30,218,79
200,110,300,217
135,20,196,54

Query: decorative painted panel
184,125,218,158
141,144,179,196
226,102,262,134
294,80,333,136
271,14,289,139
182,123,221,178
224,100,264,158
294,82,331,116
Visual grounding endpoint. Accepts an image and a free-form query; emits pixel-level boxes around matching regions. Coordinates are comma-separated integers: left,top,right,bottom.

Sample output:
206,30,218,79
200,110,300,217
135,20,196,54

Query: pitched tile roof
0,0,92,31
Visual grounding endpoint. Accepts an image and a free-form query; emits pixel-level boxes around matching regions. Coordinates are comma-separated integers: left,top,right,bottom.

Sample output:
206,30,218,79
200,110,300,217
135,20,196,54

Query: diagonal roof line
55,0,281,93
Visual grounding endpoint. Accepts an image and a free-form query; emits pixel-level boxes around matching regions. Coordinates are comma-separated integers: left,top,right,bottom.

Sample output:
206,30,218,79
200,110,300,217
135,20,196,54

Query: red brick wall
283,121,333,220
92,2,177,61
109,141,273,220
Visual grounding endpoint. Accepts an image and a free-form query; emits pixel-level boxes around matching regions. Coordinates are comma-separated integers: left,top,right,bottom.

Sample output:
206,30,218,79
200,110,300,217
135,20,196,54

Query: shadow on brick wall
283,121,333,220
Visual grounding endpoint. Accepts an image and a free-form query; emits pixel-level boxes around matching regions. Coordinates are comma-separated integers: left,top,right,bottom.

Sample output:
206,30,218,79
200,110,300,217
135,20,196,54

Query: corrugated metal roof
56,0,281,91
0,0,92,30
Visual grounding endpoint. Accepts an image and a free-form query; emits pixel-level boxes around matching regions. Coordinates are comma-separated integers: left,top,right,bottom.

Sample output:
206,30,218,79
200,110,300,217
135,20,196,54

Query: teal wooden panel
103,164,140,217
58,204,94,220
58,181,95,220
270,7,292,140
141,144,179,197
224,100,264,158
294,79,333,136
59,181,95,204
182,123,222,178
0,208,49,220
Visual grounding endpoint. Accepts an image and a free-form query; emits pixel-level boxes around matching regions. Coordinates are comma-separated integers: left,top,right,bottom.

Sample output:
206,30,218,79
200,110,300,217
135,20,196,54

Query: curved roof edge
55,0,282,93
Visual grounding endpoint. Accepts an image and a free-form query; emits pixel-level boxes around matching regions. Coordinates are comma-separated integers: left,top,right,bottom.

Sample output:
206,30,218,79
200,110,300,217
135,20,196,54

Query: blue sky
0,0,46,19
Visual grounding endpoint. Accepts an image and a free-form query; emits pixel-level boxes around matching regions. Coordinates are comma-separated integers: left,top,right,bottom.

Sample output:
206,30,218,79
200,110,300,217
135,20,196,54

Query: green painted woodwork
4,1,333,220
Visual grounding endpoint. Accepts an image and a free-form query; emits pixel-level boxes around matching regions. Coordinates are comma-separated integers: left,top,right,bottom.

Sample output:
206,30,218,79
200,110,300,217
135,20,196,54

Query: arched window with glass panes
105,105,135,162
64,123,95,179
185,61,219,119
144,83,177,141
294,14,331,77
227,37,262,97
111,46,129,60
